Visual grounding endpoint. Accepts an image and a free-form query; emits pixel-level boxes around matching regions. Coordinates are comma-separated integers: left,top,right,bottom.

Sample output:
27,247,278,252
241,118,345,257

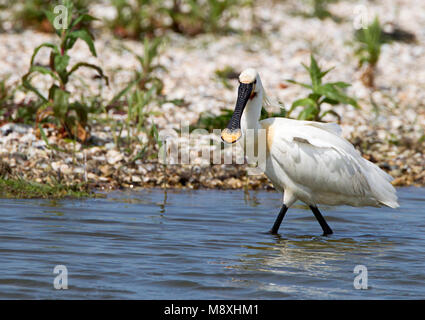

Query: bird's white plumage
239,68,257,84
261,118,398,208
237,68,399,210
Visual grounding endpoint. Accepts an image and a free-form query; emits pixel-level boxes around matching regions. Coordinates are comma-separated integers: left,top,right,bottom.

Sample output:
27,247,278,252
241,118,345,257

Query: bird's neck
241,92,263,133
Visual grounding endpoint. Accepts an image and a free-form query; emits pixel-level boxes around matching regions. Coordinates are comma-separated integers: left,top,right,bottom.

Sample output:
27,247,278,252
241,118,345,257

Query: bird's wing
299,120,342,136
262,118,398,207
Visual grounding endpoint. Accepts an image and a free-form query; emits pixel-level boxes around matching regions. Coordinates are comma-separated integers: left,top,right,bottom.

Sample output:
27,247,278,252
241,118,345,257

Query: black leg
309,206,333,235
270,204,288,234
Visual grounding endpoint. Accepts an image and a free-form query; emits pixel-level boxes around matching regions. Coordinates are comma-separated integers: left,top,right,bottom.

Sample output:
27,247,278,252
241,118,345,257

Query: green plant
354,16,384,88
287,54,359,122
214,66,239,89
13,0,55,32
0,75,25,123
103,38,169,160
311,0,332,19
167,0,239,35
12,0,90,32
0,177,93,199
108,0,162,38
21,0,108,142
110,37,165,106
0,1,11,31
1,75,51,125
0,76,14,108
295,0,340,21
131,37,166,94
107,0,246,38
124,88,161,154
105,86,163,161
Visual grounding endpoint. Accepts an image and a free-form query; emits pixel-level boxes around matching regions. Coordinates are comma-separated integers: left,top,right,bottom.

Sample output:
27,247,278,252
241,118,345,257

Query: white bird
221,68,399,235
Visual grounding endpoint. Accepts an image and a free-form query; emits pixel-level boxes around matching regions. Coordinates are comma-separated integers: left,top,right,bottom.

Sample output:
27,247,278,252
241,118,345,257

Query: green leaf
68,102,88,125
320,97,339,105
66,29,97,56
30,43,59,66
317,83,360,109
151,122,162,149
53,53,70,85
292,97,316,108
354,16,383,67
54,54,70,73
286,54,360,122
297,105,318,121
146,37,163,68
48,84,60,100
62,0,74,28
319,66,335,79
308,54,322,90
51,87,70,120
44,9,55,27
286,79,312,89
287,98,317,118
44,10,61,36
108,79,138,106
43,1,74,36
27,65,59,82
68,62,108,85
329,81,351,89
22,75,48,102
319,109,341,122
70,14,97,29
307,93,321,102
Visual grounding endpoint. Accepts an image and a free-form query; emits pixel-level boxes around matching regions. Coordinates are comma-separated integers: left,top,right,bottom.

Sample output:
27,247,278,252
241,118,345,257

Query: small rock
132,175,141,183
105,142,116,150
106,150,123,164
60,164,72,175
0,123,31,135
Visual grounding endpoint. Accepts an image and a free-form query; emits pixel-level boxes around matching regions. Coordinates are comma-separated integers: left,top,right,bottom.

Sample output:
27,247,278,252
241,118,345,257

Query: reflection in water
159,190,167,215
238,236,394,277
40,199,62,208
107,188,168,214
42,210,64,216
228,235,397,298
243,189,261,207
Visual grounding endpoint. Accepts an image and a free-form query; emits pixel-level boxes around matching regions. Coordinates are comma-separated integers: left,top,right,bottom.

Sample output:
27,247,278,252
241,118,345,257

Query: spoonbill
221,68,398,235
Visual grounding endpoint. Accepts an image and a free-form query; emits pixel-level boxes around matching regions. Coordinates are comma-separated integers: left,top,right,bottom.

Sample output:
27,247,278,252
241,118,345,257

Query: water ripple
0,187,424,299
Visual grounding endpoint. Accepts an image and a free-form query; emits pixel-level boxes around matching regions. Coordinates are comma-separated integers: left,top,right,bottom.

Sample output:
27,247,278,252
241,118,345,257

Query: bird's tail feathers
362,159,399,208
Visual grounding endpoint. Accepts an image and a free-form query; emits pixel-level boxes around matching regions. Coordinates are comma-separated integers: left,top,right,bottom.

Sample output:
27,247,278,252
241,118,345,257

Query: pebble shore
0,0,424,190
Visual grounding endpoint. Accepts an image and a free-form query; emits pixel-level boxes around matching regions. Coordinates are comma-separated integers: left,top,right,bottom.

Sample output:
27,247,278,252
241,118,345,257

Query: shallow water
0,187,424,299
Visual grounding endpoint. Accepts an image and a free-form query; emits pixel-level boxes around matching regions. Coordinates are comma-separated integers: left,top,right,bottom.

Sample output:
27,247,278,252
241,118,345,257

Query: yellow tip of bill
221,128,242,144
